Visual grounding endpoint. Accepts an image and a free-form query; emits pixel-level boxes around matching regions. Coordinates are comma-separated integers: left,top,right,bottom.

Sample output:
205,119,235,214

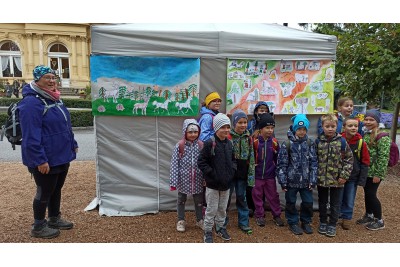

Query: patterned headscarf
33,65,55,81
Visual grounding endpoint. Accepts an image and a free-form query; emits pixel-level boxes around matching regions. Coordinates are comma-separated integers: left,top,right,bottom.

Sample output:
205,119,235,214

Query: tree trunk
390,101,400,143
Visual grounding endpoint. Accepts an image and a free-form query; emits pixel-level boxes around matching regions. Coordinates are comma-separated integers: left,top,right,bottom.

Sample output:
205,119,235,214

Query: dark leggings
363,177,382,220
32,168,69,220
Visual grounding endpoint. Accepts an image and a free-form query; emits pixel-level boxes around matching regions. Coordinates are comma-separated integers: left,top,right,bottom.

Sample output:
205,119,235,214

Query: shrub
0,98,92,109
0,110,93,128
69,110,94,127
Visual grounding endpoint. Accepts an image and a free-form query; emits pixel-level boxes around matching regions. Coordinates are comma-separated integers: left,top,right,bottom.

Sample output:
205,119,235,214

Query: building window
48,43,70,79
0,41,22,78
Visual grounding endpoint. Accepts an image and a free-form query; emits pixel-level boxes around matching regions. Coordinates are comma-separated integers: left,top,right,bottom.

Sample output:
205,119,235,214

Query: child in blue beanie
277,113,317,236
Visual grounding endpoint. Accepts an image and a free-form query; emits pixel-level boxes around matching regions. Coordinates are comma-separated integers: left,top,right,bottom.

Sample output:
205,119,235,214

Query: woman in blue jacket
18,65,78,239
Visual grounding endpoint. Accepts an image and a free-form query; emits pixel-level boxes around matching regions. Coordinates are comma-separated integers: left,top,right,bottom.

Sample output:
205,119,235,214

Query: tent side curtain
91,23,337,60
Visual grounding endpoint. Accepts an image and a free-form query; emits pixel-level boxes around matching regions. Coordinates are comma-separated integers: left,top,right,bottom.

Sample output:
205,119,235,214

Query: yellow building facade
0,23,91,89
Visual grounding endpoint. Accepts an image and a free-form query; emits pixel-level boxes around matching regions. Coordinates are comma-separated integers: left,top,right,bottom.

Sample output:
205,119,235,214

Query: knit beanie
205,92,221,106
33,65,55,81
213,113,231,132
291,114,310,132
258,113,275,129
365,109,381,124
232,109,247,127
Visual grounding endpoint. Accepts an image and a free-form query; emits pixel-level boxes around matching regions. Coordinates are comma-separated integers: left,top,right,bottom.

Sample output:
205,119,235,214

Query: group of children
169,93,391,242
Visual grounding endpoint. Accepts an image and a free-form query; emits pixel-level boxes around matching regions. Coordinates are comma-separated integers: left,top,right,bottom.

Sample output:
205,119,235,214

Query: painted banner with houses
90,56,200,116
226,59,335,115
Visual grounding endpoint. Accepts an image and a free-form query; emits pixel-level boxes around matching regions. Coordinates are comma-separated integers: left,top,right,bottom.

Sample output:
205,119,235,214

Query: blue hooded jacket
198,106,218,141
276,126,318,189
18,82,78,168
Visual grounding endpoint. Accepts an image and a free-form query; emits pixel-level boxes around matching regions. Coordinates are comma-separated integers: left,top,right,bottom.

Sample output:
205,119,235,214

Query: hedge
0,110,93,128
0,98,92,109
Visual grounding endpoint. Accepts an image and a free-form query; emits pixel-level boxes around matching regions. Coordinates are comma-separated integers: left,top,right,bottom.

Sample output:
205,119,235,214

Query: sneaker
195,219,204,231
204,231,213,243
356,214,374,225
301,223,313,234
289,224,303,235
326,225,336,237
216,227,231,241
341,219,351,230
176,220,186,232
273,216,285,227
256,217,266,227
318,223,327,235
366,219,385,231
31,221,60,239
239,225,253,235
48,215,73,230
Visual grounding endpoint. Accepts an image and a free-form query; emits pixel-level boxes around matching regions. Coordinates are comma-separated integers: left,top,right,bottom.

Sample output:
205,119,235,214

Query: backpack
353,138,363,162
253,136,278,164
375,132,399,167
178,139,204,159
0,95,61,150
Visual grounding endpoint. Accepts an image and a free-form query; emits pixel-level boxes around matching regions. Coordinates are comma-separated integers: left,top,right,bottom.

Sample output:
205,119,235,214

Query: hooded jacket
18,82,77,169
276,126,318,189
169,119,204,194
316,133,354,187
341,132,370,186
198,106,218,141
363,130,391,180
254,135,279,181
229,129,255,186
197,134,237,191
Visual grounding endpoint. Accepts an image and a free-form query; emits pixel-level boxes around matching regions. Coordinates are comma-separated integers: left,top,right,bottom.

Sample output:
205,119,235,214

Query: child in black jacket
198,113,237,243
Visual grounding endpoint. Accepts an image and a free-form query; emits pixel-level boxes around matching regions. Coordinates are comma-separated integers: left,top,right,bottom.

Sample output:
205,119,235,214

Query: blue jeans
340,181,358,220
284,188,313,225
225,179,249,227
318,186,343,226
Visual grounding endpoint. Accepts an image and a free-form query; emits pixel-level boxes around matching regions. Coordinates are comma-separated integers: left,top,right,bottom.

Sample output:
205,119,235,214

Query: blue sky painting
90,56,200,86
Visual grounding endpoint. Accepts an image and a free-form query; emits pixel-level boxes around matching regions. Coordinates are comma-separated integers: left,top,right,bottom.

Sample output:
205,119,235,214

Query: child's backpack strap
210,136,216,156
178,139,204,159
284,140,291,155
178,139,186,159
355,138,363,160
284,138,311,155
253,137,259,164
272,137,278,153
340,136,347,159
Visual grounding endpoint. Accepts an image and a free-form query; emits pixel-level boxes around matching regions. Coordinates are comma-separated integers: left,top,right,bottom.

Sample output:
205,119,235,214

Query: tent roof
91,23,337,60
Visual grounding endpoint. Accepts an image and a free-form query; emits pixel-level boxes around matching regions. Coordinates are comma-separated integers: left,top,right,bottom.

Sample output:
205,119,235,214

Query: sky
91,56,200,86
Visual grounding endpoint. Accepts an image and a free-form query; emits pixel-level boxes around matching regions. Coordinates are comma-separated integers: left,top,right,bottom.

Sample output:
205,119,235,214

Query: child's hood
182,119,201,138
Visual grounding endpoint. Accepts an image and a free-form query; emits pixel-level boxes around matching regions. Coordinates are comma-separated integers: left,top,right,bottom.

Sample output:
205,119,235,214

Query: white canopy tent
85,23,337,216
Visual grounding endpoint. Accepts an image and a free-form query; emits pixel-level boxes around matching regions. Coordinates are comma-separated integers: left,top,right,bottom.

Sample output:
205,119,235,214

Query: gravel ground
1,161,399,265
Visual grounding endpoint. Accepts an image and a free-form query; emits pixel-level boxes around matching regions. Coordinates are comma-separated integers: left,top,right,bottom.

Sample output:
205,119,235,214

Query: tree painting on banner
90,56,200,116
226,59,335,115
